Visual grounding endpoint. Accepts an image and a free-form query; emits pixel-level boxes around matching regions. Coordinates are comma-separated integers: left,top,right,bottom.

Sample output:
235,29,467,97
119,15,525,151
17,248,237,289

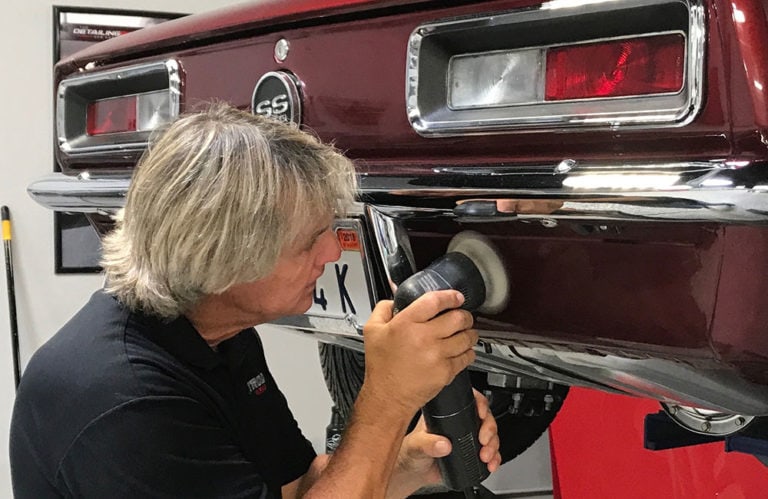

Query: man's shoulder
11,290,208,490
23,290,134,391
19,289,201,408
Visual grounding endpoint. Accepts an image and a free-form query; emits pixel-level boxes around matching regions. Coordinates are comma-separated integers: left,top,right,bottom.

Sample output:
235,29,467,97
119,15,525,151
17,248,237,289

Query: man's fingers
478,409,498,446
441,328,479,358
488,453,502,473
479,419,499,447
428,309,475,339
474,389,490,420
404,431,452,460
365,300,393,327
449,349,477,376
394,290,465,323
471,390,501,470
480,435,500,462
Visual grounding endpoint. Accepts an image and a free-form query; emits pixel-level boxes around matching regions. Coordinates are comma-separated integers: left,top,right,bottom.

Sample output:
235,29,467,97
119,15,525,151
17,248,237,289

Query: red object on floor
549,387,768,498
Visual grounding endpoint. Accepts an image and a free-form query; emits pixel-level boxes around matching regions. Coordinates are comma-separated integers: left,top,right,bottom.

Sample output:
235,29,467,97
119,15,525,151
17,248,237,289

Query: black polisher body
393,251,490,491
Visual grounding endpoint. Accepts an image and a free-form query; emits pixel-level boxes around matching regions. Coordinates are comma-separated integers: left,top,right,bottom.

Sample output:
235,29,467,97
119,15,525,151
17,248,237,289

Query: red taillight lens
545,34,685,101
86,96,137,136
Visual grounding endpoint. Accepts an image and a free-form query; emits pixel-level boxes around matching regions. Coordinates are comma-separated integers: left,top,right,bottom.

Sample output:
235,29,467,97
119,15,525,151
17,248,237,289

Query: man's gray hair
101,103,357,319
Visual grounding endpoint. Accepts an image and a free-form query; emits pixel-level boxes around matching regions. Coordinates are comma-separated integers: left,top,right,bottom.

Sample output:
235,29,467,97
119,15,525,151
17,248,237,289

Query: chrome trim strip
359,160,768,223
27,158,768,224
57,59,181,155
407,0,704,136
273,319,768,414
34,168,768,413
513,346,768,415
271,323,623,391
366,206,417,293
27,173,130,213
272,314,365,338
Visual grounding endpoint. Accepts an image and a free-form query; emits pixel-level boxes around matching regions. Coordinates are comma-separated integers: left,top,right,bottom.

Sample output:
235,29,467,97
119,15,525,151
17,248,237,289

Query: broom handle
2,206,20,389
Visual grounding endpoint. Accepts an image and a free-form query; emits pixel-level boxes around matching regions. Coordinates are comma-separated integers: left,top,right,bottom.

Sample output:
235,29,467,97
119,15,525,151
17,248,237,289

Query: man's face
223,218,341,324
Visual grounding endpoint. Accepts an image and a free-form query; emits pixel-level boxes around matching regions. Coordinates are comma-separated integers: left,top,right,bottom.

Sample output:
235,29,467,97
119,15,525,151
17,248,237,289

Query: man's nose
317,229,341,264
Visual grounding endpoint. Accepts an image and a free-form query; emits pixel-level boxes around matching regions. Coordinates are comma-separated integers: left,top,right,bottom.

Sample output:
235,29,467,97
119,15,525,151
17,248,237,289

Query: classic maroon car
29,0,768,466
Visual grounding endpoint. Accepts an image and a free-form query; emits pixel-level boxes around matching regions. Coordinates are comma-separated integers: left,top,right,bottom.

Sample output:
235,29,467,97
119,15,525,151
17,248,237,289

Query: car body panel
550,388,768,497
33,0,768,419
55,0,430,67
60,0,747,170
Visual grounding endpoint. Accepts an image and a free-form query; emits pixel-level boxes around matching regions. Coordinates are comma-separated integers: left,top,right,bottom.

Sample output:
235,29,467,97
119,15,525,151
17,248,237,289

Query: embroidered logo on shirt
246,373,267,395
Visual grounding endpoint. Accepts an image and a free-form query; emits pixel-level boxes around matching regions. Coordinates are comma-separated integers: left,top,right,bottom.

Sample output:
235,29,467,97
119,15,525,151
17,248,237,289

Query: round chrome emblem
251,71,301,125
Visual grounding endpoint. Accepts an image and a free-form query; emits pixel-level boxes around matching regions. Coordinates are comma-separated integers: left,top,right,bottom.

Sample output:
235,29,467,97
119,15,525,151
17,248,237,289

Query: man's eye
303,226,332,251
305,233,324,251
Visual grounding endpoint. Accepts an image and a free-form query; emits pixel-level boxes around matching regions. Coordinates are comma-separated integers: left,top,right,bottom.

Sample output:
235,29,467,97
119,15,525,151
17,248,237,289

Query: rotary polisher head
447,231,510,315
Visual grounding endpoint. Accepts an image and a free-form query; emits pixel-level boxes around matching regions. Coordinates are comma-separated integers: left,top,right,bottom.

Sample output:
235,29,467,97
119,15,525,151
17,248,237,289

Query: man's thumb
432,437,452,457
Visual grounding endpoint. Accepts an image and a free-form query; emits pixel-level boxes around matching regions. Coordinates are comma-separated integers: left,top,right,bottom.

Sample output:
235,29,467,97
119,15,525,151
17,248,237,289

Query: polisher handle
392,252,489,491
423,371,490,490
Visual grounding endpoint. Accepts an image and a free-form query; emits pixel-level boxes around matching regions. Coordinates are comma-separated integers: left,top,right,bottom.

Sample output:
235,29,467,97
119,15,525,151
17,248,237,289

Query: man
10,103,501,498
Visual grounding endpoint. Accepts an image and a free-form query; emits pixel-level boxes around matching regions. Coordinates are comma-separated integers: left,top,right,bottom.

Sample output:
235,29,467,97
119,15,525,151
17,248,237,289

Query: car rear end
29,0,768,433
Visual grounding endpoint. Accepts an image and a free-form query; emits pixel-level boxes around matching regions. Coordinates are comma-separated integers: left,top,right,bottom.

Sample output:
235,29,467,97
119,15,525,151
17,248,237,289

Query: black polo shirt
10,290,316,498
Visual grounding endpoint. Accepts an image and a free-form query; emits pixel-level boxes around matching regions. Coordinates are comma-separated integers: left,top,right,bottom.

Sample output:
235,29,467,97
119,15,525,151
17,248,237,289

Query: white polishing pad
447,231,510,315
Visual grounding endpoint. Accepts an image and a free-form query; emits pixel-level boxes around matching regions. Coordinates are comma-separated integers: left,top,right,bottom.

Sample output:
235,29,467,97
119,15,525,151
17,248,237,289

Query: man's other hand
386,390,502,498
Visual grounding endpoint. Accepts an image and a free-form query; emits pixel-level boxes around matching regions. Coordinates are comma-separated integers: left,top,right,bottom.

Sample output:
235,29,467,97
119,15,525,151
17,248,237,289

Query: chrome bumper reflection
33,164,768,415
28,173,130,213
273,316,768,415
29,160,768,223
360,160,768,224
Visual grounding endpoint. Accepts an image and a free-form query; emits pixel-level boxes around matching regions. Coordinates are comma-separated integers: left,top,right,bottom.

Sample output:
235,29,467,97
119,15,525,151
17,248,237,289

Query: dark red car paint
53,0,768,384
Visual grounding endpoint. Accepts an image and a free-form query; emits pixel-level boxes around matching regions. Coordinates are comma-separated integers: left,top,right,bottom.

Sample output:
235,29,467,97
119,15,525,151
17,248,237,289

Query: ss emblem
254,94,289,118
251,71,301,124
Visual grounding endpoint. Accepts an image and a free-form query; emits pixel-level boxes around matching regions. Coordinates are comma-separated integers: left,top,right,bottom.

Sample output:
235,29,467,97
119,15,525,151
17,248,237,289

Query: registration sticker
337,228,360,251
308,223,374,325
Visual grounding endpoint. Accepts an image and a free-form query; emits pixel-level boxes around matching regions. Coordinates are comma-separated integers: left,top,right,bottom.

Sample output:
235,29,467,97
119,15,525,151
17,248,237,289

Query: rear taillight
86,96,137,135
408,1,701,135
545,34,685,101
445,33,685,112
84,90,175,137
57,59,180,155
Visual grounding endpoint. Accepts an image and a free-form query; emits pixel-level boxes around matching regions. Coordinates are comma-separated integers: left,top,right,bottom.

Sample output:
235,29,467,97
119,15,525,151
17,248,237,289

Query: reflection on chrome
27,159,768,224
366,207,417,292
27,173,130,213
562,174,682,190
662,402,754,436
542,0,619,10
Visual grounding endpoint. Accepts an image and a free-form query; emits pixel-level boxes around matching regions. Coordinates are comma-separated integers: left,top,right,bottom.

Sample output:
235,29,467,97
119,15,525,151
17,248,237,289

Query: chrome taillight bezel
406,0,705,136
56,59,181,155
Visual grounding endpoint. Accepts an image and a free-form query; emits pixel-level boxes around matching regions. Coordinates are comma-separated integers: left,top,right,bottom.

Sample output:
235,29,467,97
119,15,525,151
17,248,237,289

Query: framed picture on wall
52,6,184,273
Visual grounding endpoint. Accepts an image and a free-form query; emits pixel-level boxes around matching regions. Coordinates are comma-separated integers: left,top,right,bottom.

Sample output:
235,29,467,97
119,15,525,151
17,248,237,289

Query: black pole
2,206,21,389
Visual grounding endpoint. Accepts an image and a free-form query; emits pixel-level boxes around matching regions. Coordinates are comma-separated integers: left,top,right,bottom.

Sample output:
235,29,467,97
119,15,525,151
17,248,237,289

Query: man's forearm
282,454,329,499
385,467,428,499
303,385,413,498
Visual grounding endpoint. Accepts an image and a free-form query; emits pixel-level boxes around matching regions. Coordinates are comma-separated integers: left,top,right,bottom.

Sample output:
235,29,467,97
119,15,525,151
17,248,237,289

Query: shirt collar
128,308,224,371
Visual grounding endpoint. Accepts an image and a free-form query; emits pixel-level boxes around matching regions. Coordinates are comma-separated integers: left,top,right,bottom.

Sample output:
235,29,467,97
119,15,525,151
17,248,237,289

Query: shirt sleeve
56,395,277,499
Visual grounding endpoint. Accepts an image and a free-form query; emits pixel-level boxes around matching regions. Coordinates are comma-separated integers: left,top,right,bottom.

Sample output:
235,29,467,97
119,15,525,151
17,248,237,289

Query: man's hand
387,390,502,498
362,290,479,417
303,291,479,499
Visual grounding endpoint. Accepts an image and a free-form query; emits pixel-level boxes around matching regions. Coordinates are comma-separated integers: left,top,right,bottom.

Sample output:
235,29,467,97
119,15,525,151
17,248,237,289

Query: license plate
308,221,374,325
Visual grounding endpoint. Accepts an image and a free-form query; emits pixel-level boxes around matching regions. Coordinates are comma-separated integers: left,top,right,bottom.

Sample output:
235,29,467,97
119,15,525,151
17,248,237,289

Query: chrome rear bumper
31,161,768,415
28,173,129,213
29,160,768,223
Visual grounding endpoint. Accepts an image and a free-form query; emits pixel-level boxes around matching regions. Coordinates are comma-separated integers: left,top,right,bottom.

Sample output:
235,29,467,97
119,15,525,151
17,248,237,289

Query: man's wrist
355,382,418,426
